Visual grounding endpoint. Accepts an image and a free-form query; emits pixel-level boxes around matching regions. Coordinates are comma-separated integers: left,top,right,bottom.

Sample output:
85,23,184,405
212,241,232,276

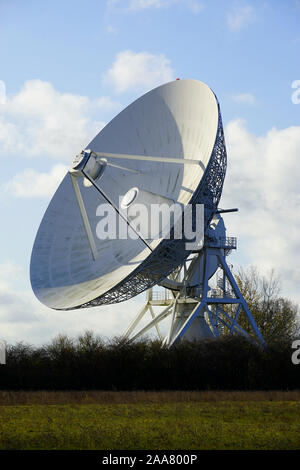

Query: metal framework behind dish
65,102,227,310
122,236,266,348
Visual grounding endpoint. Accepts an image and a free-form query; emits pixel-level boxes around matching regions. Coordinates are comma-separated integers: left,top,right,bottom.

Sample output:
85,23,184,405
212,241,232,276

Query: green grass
0,399,300,449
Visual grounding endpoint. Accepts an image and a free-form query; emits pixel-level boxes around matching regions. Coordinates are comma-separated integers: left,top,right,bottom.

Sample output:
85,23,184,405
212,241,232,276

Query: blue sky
0,0,299,344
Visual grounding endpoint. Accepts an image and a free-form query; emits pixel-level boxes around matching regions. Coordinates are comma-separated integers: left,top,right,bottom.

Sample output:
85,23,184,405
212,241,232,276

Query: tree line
0,333,299,390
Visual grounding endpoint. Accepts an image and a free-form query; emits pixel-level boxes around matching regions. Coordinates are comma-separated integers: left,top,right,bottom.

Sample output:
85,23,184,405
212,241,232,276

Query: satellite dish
30,78,265,347
30,79,224,310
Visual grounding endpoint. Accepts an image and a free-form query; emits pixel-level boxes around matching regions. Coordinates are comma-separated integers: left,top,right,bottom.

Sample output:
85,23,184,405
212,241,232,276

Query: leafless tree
235,266,299,343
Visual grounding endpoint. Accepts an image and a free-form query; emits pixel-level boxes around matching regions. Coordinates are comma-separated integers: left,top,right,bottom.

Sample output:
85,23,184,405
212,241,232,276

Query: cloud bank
0,261,146,345
0,80,119,160
3,164,68,198
222,119,300,302
103,50,174,93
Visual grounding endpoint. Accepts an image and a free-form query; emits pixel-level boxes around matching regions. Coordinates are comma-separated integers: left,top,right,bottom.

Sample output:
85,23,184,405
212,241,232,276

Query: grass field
0,391,299,450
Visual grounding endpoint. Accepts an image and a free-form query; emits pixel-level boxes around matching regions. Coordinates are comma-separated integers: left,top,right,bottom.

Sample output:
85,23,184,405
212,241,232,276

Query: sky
0,0,299,345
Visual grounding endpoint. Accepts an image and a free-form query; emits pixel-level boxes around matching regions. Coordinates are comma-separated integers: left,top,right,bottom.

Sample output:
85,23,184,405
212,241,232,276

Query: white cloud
0,80,120,160
129,0,167,9
0,262,40,329
187,0,204,13
3,164,68,198
0,260,150,345
103,50,174,94
222,119,300,303
0,80,6,104
108,0,203,13
107,0,172,10
227,4,254,31
0,261,23,289
106,0,121,8
232,93,257,105
106,24,118,34
95,95,120,111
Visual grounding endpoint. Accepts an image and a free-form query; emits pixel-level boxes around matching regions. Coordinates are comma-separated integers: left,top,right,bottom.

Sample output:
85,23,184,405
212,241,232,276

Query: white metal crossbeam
93,151,204,167
70,174,98,261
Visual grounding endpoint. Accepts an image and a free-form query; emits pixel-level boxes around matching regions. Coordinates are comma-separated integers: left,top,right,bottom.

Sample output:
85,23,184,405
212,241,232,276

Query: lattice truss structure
72,103,227,309
122,234,266,348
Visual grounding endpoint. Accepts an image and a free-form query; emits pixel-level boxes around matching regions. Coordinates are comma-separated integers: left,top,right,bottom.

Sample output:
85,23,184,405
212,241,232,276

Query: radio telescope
30,79,265,347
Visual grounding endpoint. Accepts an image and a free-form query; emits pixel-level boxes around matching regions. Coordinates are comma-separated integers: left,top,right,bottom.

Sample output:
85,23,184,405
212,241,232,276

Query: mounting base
122,232,266,348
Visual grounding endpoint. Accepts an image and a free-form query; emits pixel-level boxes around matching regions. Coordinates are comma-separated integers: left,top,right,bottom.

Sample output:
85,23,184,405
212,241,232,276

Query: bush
1,331,299,391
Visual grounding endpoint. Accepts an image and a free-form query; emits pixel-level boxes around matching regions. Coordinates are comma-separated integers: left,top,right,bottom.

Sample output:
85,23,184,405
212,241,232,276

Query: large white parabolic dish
30,79,227,310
